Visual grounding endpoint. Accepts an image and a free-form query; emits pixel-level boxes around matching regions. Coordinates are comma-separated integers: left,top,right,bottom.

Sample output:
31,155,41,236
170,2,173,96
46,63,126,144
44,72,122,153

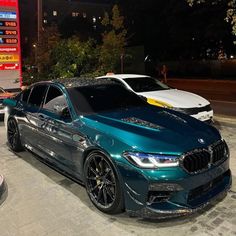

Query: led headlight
123,152,179,169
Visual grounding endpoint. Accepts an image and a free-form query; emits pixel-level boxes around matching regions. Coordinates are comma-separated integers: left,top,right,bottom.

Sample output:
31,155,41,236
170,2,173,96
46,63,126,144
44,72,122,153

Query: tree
186,0,236,37
22,25,60,84
36,25,61,76
50,37,99,79
98,5,127,73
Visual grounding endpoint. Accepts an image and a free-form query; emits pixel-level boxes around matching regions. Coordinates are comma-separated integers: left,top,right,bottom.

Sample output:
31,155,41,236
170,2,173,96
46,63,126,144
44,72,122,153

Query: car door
18,84,48,150
37,85,79,173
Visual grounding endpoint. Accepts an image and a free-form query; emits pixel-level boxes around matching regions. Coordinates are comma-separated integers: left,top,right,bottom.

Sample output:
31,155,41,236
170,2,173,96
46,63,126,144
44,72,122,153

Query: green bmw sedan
3,78,231,218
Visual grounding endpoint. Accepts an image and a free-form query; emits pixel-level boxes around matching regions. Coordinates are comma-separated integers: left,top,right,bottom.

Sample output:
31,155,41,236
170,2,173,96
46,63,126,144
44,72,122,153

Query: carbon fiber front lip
126,184,231,219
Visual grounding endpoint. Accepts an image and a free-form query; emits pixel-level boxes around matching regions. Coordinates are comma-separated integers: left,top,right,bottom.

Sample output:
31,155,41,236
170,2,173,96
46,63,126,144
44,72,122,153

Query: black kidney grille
212,141,227,164
182,140,228,174
183,150,211,173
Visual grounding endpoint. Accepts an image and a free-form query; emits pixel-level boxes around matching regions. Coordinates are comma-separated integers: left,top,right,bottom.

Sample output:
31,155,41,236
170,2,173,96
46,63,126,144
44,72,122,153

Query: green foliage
186,0,236,36
99,5,127,73
50,37,99,79
36,26,61,75
23,4,129,83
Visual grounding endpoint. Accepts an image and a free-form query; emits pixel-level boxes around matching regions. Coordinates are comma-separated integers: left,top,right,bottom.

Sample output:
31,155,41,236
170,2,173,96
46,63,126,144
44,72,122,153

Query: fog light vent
147,191,172,204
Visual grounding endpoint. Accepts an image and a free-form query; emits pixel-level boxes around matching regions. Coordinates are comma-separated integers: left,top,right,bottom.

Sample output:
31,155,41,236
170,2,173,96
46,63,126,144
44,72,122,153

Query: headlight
123,152,179,169
147,98,173,108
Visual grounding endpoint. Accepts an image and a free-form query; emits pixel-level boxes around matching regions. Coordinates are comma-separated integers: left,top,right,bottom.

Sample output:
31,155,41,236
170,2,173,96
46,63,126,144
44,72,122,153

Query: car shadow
6,143,231,228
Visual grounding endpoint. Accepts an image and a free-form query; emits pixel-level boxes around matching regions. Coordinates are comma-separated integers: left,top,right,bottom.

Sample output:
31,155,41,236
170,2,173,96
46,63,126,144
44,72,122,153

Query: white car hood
138,89,209,108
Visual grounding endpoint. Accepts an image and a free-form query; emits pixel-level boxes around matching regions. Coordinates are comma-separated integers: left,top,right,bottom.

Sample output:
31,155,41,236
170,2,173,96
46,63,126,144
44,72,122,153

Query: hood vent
121,117,163,130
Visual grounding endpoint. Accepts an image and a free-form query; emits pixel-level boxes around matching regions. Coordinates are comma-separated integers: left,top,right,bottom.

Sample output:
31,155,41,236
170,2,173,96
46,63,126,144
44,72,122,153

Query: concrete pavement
0,119,235,236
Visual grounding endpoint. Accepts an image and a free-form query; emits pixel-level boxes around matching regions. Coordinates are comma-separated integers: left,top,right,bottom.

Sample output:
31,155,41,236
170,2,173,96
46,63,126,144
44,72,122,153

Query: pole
37,0,42,43
120,53,124,73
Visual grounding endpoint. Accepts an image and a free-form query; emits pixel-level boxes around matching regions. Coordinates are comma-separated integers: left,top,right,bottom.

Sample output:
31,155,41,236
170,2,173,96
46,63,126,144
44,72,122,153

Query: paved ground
0,118,236,236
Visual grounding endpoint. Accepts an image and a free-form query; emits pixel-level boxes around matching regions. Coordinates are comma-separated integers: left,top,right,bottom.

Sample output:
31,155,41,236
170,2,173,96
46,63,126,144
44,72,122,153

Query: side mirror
53,104,71,120
3,98,17,107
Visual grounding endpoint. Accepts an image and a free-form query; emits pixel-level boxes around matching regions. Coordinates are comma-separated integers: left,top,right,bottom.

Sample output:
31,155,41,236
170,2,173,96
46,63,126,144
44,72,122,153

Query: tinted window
28,85,47,107
21,89,31,103
43,86,65,112
43,86,71,121
68,84,146,114
124,77,170,92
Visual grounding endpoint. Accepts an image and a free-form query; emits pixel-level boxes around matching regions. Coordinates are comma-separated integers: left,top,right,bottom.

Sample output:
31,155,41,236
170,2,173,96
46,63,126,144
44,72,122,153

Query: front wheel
7,118,23,152
84,151,124,214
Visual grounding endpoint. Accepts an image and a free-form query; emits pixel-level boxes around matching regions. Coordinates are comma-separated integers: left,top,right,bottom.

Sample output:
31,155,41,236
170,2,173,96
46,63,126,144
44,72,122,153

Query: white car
97,74,213,122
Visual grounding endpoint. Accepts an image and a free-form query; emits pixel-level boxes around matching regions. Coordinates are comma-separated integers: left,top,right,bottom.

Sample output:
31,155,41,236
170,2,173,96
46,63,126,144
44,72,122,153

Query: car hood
80,106,220,154
137,89,209,108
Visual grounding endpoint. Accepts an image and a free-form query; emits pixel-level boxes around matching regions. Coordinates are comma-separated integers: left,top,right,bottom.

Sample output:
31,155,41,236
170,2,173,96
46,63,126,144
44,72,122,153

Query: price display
0,37,17,44
0,29,17,35
0,20,17,27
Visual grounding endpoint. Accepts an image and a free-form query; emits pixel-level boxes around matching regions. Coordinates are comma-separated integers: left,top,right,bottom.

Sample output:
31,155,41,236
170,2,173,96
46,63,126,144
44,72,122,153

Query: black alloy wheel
7,119,23,152
84,152,124,214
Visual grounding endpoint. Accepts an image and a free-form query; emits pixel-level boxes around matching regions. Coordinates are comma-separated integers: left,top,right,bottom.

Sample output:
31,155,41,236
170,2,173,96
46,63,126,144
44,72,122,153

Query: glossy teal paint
3,98,17,107
6,81,231,217
80,106,221,155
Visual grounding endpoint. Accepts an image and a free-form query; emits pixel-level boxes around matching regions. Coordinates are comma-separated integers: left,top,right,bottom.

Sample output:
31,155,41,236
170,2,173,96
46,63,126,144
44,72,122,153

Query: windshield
124,77,170,92
68,84,146,114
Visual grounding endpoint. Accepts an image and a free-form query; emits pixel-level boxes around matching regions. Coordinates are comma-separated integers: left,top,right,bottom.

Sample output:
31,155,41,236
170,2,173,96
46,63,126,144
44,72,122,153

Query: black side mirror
53,104,71,120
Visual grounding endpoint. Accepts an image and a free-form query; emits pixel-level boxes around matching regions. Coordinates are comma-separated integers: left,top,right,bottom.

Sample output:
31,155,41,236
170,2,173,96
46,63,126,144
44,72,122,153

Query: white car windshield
124,77,171,92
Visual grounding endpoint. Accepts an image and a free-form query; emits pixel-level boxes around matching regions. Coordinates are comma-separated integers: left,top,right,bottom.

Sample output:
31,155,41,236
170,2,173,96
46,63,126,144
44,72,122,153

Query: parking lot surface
0,118,236,236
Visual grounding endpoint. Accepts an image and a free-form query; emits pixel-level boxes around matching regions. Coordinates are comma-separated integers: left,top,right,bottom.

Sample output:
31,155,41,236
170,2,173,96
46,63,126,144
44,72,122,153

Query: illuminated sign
0,1,17,7
0,11,16,19
0,37,17,44
0,29,17,35
0,20,17,27
0,54,19,62
0,46,17,52
0,0,21,88
0,63,19,70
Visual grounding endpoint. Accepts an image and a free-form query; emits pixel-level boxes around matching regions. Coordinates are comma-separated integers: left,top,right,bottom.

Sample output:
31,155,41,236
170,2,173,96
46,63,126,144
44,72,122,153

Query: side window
43,86,71,121
21,88,31,103
28,85,47,107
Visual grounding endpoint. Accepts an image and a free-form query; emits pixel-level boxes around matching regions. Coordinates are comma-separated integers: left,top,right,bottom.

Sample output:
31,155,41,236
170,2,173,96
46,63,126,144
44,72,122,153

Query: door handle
38,114,46,120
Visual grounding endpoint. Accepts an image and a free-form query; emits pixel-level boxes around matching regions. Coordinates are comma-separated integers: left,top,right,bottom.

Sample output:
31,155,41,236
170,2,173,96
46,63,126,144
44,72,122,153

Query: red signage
0,0,21,88
0,1,17,7
0,46,17,52
0,63,19,70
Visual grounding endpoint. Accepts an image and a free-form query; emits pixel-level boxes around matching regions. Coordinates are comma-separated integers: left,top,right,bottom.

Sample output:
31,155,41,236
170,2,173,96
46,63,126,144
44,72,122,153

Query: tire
84,151,124,214
7,118,23,152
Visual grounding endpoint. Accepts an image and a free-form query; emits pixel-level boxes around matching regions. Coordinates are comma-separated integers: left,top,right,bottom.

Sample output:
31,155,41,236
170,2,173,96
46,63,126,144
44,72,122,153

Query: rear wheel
84,151,124,214
7,119,23,152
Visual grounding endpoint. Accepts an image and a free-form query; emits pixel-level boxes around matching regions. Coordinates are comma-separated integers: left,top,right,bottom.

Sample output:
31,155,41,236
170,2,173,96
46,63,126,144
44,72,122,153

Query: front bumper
117,158,231,219
191,110,213,122
0,175,7,205
127,185,230,219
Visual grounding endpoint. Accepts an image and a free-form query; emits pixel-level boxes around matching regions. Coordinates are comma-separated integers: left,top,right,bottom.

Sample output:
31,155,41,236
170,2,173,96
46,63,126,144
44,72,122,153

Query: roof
97,74,150,80
53,77,118,88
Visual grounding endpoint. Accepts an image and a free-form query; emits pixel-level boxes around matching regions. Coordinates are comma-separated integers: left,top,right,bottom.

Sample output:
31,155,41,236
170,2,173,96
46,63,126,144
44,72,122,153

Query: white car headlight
123,152,179,169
